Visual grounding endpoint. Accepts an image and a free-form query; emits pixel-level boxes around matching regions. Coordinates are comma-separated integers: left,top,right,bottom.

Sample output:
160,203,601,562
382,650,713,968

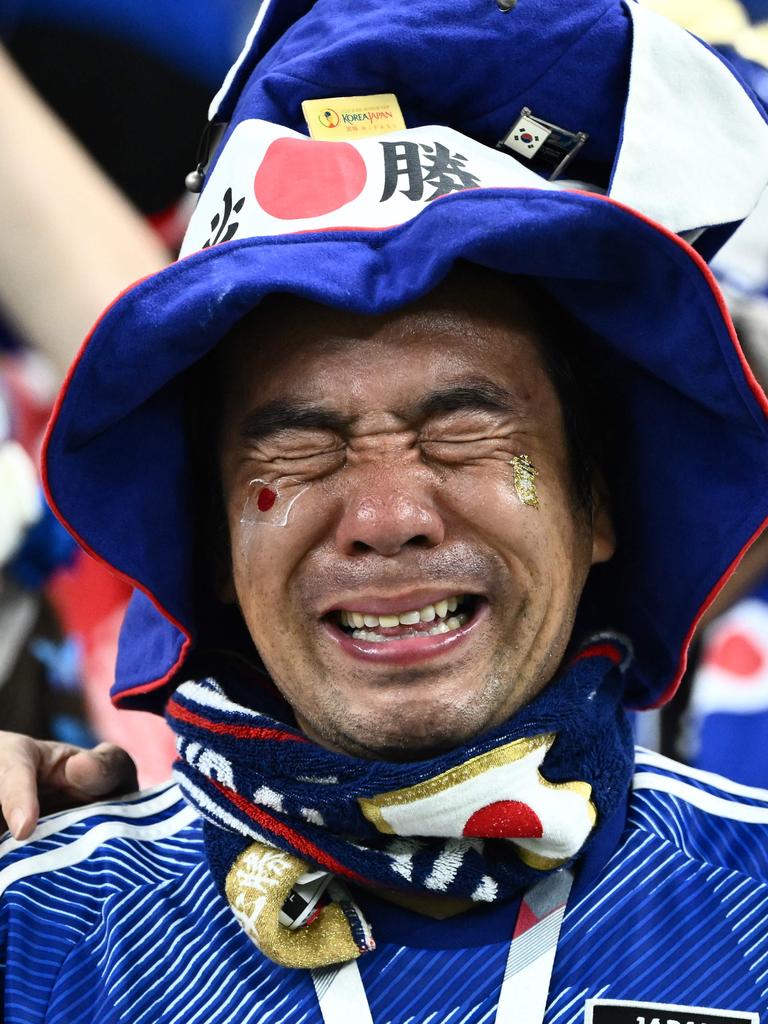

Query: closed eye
253,440,347,481
267,444,345,463
420,436,509,465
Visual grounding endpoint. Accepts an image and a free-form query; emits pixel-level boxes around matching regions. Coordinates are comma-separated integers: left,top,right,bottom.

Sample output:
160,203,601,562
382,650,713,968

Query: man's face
216,271,613,760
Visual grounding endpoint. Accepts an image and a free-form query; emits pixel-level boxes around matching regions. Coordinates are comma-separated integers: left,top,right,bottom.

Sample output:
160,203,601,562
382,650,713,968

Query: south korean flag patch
501,113,551,158
585,998,758,1024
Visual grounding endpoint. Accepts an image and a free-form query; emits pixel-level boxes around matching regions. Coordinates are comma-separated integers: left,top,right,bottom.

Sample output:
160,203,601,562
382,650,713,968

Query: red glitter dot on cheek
257,487,277,512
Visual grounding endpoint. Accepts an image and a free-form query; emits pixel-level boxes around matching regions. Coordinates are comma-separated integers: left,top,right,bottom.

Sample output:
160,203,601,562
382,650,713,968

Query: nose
335,483,446,556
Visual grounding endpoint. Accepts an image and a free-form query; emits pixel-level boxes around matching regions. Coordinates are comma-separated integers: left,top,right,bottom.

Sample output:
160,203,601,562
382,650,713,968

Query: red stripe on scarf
570,642,623,666
168,699,307,743
209,777,368,884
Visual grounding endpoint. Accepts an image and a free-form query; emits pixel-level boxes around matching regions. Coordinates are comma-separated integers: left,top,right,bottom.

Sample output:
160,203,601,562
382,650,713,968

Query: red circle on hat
254,137,367,220
463,800,543,839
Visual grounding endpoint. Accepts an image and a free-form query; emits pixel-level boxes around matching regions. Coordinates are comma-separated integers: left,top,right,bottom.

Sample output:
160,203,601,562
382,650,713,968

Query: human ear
208,496,238,604
589,472,615,566
212,550,238,604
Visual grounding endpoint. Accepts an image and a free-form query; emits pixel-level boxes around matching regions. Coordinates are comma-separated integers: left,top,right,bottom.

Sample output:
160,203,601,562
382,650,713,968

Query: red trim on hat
586,193,768,709
641,515,768,710
40,272,194,706
586,192,768,416
40,189,768,711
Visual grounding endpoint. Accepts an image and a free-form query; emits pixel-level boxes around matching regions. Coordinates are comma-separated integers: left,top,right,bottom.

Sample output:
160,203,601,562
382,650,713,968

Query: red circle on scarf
463,800,543,839
254,137,367,220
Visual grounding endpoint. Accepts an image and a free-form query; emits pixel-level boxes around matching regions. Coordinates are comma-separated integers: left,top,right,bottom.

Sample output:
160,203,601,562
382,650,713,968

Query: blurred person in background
640,0,768,784
0,1,253,784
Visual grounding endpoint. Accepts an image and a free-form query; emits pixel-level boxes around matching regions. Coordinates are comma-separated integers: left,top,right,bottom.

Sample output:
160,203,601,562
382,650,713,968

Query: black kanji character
420,143,481,200
380,141,481,204
203,187,246,248
380,141,426,202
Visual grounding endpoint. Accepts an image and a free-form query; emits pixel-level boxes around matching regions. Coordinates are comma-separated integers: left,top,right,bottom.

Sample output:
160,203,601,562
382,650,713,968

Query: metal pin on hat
184,120,224,194
497,0,517,10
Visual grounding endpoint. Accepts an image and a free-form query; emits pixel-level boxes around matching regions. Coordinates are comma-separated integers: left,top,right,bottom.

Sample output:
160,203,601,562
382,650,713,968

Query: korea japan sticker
585,998,758,1024
302,93,406,140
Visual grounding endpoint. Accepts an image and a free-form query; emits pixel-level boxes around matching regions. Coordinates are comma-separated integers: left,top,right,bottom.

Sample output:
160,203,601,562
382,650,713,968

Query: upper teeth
339,596,461,630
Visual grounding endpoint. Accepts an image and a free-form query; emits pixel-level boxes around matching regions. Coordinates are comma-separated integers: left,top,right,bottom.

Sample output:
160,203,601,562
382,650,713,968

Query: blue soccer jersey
2,750,767,1024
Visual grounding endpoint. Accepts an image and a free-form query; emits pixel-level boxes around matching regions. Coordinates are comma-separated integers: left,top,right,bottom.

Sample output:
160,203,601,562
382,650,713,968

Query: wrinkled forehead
212,266,559,410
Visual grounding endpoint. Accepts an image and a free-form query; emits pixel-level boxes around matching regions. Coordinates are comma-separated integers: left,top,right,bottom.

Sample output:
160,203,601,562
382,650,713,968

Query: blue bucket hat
42,0,768,714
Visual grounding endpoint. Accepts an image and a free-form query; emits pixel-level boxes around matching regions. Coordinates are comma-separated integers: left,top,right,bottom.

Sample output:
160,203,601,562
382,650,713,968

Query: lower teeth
350,613,468,643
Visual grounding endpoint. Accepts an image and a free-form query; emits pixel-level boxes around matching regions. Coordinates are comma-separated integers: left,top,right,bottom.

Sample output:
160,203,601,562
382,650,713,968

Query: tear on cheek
240,478,309,528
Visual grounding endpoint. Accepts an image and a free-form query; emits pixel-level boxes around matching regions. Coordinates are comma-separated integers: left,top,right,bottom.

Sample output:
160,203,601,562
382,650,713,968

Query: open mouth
330,594,481,643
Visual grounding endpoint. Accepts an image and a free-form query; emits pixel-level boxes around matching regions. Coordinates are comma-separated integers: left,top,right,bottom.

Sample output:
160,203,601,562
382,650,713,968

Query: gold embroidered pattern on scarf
225,842,363,969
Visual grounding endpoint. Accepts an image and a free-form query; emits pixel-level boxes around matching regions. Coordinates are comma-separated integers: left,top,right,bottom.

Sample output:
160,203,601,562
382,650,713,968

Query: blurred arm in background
0,45,169,379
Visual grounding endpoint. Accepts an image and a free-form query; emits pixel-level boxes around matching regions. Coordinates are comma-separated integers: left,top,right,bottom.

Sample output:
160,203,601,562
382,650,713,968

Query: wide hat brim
43,187,768,712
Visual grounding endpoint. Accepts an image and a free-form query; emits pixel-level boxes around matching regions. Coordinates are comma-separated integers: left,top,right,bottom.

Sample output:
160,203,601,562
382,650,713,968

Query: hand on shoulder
0,732,137,840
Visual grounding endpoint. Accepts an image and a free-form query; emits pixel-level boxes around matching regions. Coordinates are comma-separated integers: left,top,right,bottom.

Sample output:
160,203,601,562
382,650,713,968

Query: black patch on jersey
586,998,758,1024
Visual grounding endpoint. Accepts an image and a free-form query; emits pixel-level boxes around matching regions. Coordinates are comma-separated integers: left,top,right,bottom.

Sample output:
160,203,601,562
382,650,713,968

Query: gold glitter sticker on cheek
510,454,539,509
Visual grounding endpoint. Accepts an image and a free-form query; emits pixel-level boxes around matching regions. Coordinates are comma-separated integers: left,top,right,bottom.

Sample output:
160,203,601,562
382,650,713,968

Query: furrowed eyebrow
239,379,525,442
239,401,351,443
416,378,528,420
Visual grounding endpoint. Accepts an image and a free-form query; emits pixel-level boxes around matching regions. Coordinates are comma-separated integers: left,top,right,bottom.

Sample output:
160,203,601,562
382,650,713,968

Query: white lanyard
311,868,573,1024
